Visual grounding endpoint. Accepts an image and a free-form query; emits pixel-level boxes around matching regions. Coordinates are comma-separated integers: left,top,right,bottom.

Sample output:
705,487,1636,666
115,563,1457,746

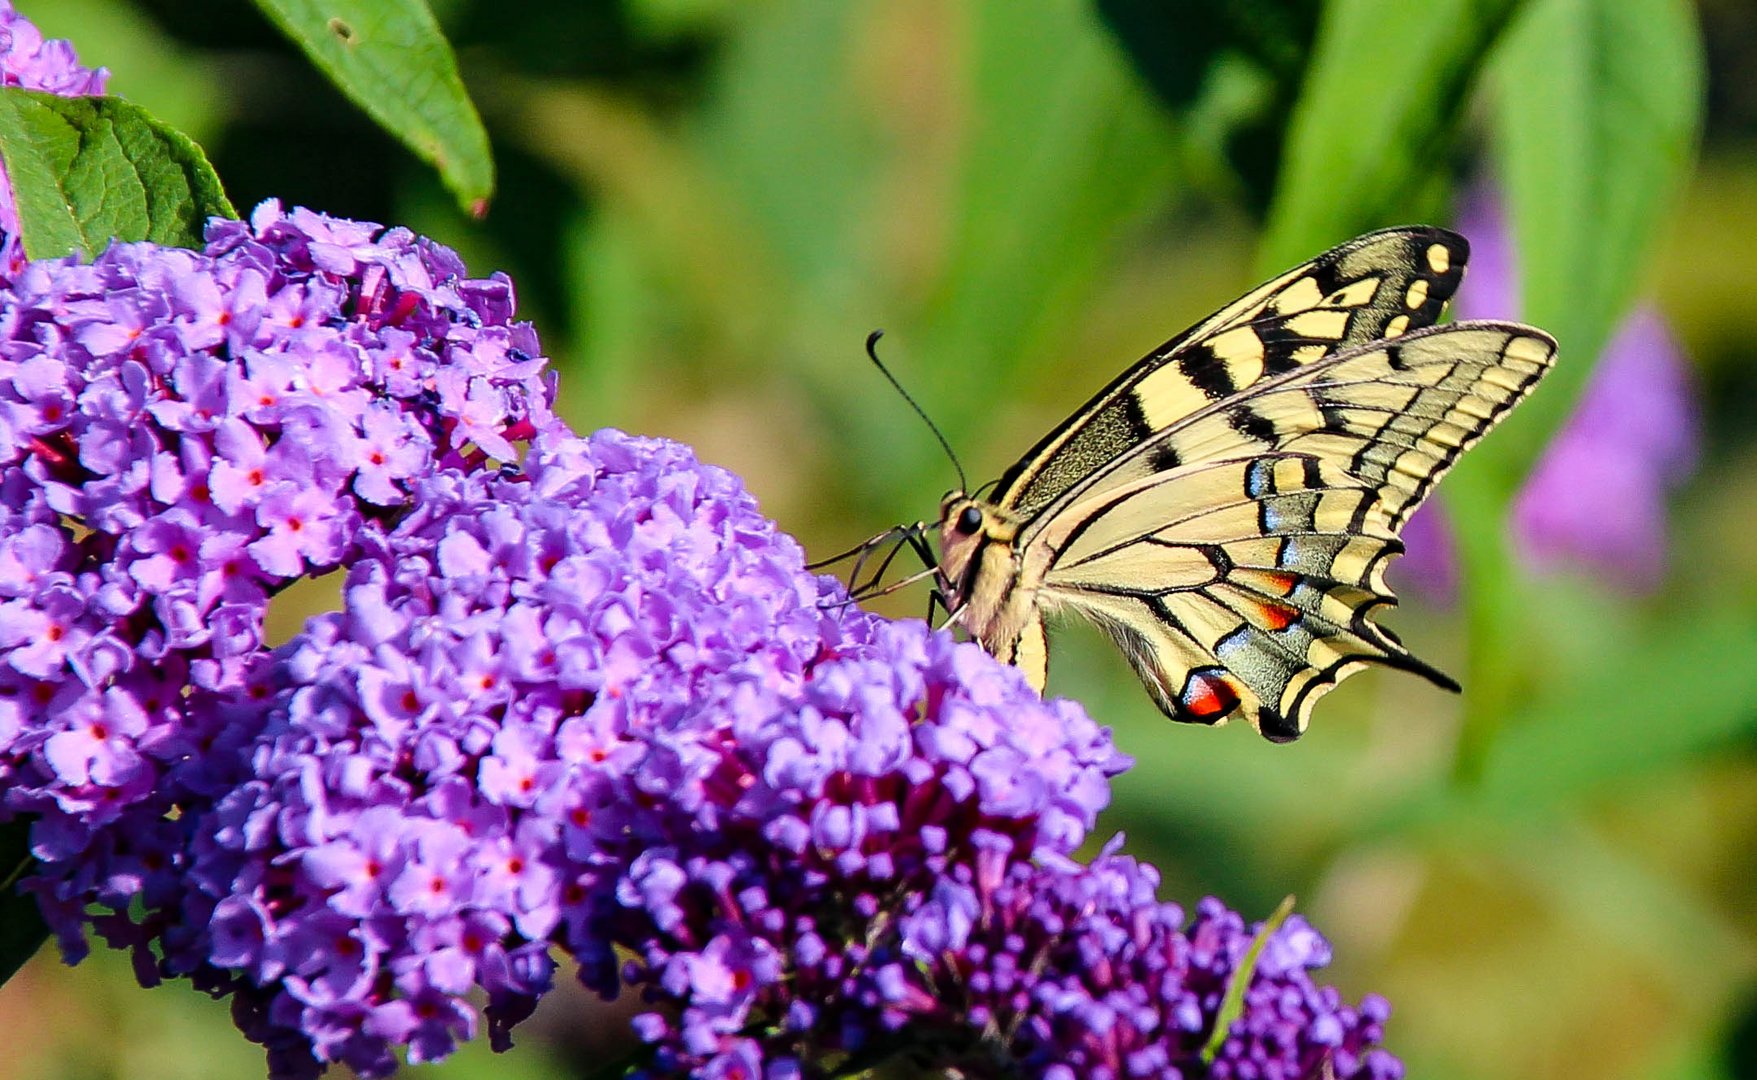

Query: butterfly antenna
866,330,968,494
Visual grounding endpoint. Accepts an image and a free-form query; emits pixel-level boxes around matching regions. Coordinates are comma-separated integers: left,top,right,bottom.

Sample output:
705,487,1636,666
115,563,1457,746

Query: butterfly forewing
990,227,1471,521
1032,323,1555,739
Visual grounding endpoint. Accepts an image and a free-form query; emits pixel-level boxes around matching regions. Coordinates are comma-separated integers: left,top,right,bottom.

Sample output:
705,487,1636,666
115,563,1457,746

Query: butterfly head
948,497,984,534
936,493,1020,599
934,491,979,573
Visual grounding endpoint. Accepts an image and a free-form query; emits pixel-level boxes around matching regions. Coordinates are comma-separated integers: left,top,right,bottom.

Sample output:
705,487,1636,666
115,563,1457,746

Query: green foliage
0,89,233,258
1095,0,1320,209
1449,0,1703,783
1258,0,1523,270
249,0,494,214
1488,0,1705,468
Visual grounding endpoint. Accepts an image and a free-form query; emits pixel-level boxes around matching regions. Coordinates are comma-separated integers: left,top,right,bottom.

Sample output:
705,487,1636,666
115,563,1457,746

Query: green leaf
1201,895,1295,1063
1095,0,1320,210
0,820,47,987
1485,0,1704,470
1096,0,1317,108
1258,0,1524,274
1439,0,1703,777
1644,1028,1740,1080
902,2,1180,507
249,0,494,215
0,89,235,260
1474,608,1757,813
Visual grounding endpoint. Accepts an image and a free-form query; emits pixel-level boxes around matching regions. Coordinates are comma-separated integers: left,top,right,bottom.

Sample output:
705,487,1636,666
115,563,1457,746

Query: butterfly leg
896,525,950,624
850,527,920,598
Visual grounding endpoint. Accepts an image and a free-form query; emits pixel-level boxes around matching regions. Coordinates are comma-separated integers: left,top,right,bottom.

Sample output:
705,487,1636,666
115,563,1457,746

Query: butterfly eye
956,506,984,535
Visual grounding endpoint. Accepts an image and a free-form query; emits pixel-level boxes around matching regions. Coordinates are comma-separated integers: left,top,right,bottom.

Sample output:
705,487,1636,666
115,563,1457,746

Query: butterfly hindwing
1035,458,1435,740
1033,323,1555,739
991,227,1471,520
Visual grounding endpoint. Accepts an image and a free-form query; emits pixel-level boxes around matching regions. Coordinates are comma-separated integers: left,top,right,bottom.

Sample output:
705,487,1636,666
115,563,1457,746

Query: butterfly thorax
936,495,1048,669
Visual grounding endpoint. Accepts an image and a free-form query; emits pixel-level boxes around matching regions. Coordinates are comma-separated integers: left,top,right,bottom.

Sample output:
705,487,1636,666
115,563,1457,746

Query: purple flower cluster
0,200,558,959
155,430,1131,1075
883,846,1400,1079
0,1,109,280
0,2,104,96
0,287,1410,1075
111,423,1401,1079
593,624,1126,1076
1189,896,1397,1080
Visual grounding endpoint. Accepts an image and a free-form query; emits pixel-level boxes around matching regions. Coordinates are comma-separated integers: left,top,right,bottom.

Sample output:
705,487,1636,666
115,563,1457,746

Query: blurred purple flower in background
1391,189,1701,600
1387,497,1459,607
1510,308,1699,590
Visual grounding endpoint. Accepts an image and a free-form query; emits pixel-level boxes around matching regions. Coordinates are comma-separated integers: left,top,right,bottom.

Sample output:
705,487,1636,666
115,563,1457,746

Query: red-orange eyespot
1181,670,1240,721
1256,600,1299,631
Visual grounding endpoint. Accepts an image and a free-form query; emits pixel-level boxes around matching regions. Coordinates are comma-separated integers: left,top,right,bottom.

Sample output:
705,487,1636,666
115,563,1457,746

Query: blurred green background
9,0,1757,1077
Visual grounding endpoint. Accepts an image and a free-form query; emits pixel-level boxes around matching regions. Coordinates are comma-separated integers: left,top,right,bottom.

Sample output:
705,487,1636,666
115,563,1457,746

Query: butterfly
892,226,1555,742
